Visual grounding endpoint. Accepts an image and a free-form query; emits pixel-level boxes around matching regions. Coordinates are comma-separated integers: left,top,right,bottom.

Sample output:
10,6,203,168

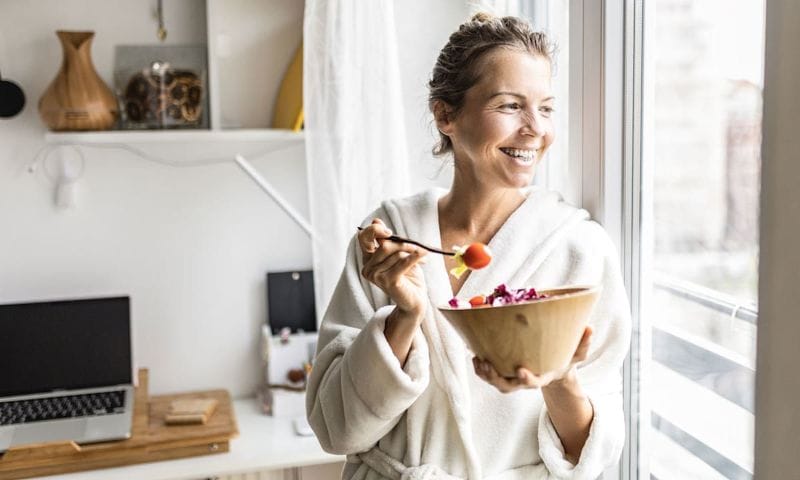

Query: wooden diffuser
38,31,118,131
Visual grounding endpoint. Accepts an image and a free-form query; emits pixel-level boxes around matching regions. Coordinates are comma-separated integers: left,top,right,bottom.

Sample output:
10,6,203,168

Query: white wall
0,0,467,397
0,0,310,397
754,0,800,475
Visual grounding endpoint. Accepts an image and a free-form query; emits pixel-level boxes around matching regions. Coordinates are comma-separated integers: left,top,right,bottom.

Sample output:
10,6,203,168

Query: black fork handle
356,227,455,256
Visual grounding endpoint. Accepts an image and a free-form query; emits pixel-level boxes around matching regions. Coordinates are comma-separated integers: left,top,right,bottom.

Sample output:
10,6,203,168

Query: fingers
363,250,409,283
358,219,417,272
473,357,557,392
473,357,532,393
362,241,420,274
374,249,427,282
358,218,393,254
359,219,426,281
516,367,556,388
362,247,427,287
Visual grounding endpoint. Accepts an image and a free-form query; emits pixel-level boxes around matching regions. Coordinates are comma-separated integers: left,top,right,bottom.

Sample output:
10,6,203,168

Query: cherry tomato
468,295,486,307
461,243,492,270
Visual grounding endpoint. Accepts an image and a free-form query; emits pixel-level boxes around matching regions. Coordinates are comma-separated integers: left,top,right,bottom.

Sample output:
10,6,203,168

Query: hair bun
470,12,496,23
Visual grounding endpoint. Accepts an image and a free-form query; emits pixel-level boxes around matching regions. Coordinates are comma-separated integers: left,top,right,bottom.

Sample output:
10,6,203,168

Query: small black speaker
0,74,25,118
266,270,316,335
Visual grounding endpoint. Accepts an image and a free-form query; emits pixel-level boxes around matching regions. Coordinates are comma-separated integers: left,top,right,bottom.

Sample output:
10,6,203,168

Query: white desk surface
40,398,344,480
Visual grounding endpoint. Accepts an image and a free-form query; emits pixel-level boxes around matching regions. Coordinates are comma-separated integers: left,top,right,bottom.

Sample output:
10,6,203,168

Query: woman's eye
540,106,555,114
501,103,522,111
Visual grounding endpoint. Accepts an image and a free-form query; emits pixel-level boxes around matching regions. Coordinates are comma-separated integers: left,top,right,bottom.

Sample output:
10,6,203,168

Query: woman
306,13,631,480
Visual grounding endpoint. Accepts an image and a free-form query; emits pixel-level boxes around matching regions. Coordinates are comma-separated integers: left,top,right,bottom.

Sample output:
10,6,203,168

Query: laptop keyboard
0,390,126,426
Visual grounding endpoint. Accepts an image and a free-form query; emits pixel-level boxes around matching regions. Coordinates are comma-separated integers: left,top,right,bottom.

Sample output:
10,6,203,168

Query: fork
356,227,455,256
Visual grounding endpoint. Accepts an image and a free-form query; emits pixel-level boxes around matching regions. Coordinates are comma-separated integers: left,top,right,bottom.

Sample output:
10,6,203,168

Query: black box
266,270,316,335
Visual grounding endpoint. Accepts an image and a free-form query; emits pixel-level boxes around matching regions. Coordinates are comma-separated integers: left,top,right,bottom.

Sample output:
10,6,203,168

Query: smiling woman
306,12,631,480
434,49,555,191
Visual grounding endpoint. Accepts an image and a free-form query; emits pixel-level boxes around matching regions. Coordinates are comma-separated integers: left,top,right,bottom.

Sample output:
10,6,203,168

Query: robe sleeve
537,221,632,479
305,224,431,455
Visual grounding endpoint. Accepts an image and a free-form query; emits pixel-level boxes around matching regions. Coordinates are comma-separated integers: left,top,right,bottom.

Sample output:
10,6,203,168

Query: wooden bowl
438,285,600,377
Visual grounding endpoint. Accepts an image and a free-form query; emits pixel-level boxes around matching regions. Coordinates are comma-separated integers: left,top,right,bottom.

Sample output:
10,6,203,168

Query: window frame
754,2,800,476
568,1,645,479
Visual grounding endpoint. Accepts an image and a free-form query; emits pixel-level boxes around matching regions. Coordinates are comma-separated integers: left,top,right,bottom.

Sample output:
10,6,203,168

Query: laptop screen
0,297,132,397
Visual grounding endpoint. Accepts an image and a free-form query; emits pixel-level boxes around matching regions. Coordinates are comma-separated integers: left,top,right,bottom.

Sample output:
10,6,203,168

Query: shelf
44,129,305,145
41,398,344,480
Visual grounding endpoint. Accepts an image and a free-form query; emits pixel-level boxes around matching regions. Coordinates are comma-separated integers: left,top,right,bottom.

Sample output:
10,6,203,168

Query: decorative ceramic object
438,285,601,377
38,31,117,131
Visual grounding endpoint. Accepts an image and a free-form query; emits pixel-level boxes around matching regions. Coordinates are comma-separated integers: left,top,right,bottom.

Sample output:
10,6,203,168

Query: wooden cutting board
0,369,238,480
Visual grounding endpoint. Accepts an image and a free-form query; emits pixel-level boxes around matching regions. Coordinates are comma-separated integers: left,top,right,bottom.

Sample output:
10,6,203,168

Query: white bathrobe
306,187,631,480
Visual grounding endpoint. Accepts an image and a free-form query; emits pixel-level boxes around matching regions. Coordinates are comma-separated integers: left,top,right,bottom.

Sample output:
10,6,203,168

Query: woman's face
438,49,555,189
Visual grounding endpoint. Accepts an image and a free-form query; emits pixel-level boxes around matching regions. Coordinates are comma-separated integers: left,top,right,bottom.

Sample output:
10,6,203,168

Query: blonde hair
428,12,556,156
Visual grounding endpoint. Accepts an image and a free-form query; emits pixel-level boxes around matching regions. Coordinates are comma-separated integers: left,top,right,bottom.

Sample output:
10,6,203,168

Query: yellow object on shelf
272,41,303,132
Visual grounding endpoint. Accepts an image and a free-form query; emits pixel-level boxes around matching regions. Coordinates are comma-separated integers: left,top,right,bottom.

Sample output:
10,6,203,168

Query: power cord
26,139,304,209
31,140,303,170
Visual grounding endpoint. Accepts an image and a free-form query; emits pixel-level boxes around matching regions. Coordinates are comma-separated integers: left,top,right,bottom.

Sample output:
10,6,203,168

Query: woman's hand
358,219,429,317
472,326,593,393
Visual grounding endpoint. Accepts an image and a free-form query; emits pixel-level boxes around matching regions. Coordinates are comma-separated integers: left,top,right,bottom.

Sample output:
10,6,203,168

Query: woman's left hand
473,326,593,393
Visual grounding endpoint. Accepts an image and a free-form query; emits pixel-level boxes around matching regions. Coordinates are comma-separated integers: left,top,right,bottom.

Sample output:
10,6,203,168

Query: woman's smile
499,147,538,166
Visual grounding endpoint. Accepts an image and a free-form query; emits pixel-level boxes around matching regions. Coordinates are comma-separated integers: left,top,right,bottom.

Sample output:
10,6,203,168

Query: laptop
0,296,135,452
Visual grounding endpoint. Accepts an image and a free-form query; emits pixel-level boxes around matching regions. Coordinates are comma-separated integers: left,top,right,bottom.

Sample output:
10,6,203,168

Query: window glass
642,1,764,478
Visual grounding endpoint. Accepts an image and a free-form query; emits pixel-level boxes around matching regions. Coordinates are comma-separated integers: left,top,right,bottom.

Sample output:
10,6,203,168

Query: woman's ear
433,101,454,136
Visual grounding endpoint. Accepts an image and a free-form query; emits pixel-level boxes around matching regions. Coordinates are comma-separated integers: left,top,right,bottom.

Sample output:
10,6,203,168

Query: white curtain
304,1,411,322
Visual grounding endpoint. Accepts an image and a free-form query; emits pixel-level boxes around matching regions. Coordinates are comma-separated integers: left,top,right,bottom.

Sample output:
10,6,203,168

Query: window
520,2,570,197
518,2,764,477
638,1,764,478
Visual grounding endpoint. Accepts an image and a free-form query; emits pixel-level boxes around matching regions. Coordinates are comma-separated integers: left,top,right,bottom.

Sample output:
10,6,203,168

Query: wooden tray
0,369,238,479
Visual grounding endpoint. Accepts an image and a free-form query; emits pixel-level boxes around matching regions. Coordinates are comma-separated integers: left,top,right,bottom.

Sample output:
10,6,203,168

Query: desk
40,399,345,480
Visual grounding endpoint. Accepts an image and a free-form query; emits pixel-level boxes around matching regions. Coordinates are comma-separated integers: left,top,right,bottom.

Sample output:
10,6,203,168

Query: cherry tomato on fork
461,243,492,270
450,242,493,278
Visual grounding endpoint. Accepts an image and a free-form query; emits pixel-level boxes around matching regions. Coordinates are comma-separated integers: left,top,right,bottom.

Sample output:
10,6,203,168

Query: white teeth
500,148,536,161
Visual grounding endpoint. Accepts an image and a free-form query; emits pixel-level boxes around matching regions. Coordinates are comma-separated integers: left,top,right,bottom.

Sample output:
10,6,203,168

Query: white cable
61,140,304,168
26,140,304,210
27,144,54,173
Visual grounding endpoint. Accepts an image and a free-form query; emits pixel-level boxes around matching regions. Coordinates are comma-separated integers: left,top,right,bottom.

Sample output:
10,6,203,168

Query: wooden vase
38,31,118,131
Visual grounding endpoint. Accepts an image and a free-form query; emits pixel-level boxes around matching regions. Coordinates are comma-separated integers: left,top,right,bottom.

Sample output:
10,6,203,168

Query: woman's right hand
358,219,429,318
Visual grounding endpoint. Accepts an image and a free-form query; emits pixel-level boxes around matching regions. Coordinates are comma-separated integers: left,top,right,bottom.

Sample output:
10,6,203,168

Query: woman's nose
519,111,545,137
